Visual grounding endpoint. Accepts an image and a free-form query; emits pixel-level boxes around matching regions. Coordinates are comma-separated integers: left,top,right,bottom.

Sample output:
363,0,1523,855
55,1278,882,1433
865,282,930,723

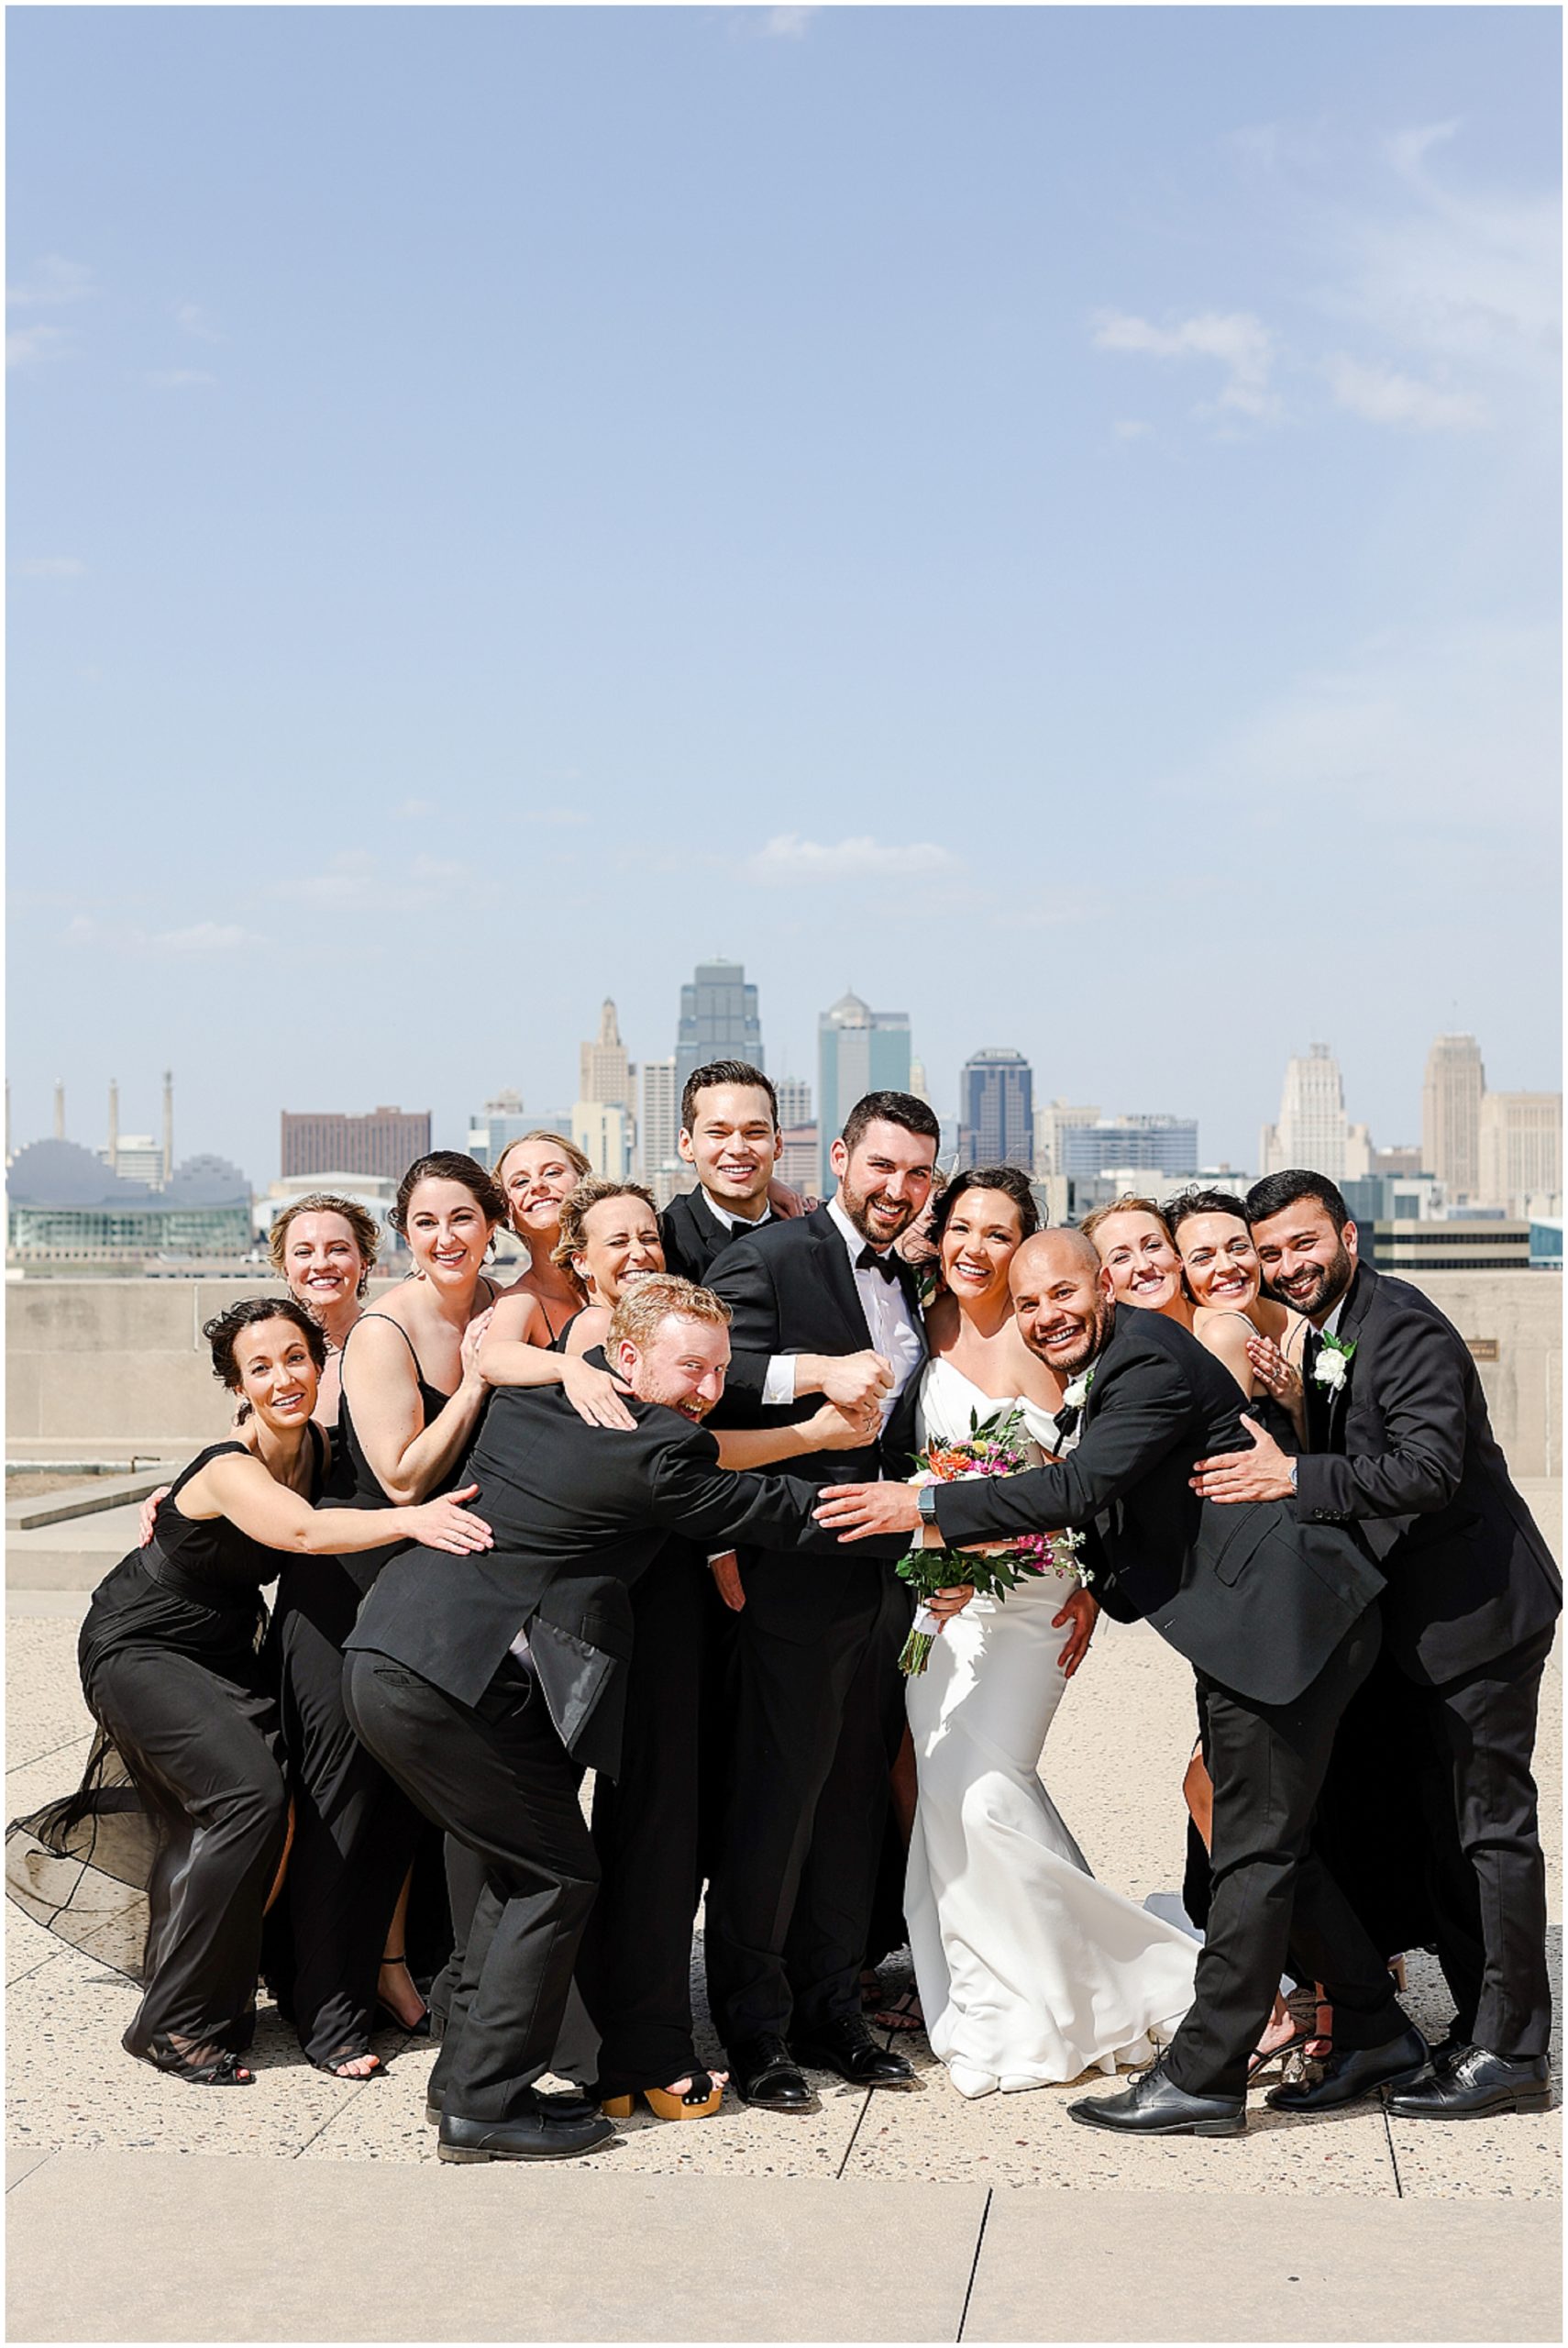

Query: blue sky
9,5,1560,1186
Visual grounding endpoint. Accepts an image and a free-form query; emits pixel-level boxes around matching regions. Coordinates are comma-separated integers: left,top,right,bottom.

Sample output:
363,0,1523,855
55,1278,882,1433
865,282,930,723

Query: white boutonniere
1311,1332,1356,1393
1063,1368,1096,1412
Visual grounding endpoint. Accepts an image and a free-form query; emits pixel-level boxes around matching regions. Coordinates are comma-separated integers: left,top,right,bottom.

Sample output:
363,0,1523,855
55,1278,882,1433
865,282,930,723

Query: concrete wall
6,1276,404,1460
5,1267,1562,1476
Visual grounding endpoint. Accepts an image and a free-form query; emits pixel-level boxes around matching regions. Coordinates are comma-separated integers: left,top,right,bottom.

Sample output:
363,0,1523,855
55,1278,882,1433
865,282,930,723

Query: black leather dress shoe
1266,2025,1430,2114
1387,2044,1552,2120
436,2105,616,2163
730,2033,818,2111
792,2015,918,2090
1067,2063,1245,2138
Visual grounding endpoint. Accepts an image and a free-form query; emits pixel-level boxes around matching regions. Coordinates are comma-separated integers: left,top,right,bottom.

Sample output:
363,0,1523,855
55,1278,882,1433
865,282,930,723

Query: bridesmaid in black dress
28,1297,491,2086
337,1152,507,2028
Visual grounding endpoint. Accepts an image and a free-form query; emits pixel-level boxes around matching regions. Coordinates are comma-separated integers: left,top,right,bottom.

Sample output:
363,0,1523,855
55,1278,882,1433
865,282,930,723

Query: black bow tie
856,1244,901,1285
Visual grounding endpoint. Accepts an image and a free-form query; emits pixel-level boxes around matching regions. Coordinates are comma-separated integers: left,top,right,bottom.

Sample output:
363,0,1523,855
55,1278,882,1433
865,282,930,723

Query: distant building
817,991,911,1189
580,1001,631,1109
1365,1219,1530,1275
1529,1216,1562,1270
1034,1101,1099,1179
101,1134,165,1189
958,1047,1033,1167
1261,1044,1350,1180
778,1124,820,1197
1478,1091,1562,1216
909,1059,930,1105
675,959,765,1098
8,1140,251,1262
1374,1144,1426,1180
1059,1115,1198,1180
1422,1035,1485,1202
638,1058,683,1207
466,1089,531,1170
281,1106,431,1183
572,1102,631,1181
261,1173,400,1246
776,1077,812,1129
1342,1173,1445,1227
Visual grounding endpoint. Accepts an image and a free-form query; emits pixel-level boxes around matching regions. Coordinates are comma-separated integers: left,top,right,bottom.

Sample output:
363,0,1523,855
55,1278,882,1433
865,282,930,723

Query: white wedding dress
904,1356,1198,2096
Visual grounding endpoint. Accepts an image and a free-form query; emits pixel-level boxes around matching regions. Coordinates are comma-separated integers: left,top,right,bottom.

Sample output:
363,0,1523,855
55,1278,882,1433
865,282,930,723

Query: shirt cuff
762,1356,797,1408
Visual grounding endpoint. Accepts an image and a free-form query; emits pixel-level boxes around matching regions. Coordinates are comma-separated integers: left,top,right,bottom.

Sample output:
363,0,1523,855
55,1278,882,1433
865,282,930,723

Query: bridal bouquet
897,1402,1091,1676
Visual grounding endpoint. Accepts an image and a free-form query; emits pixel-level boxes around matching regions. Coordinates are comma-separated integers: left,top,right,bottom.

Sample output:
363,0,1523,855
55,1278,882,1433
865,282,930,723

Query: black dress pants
90,1645,289,2067
576,1548,705,2096
705,1566,903,2050
344,1649,599,2121
1163,1610,1410,2100
266,1567,420,2066
1409,1626,1555,2059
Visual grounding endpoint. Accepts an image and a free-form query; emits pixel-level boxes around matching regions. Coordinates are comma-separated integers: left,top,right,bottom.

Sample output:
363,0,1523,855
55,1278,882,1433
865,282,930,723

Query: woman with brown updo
491,1129,591,1341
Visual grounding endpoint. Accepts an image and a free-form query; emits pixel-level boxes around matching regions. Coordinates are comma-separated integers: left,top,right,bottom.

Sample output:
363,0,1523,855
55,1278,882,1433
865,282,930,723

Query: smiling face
831,1118,937,1250
1250,1197,1359,1324
1176,1211,1261,1312
1091,1209,1185,1314
939,1185,1026,1310
497,1137,583,1246
616,1312,730,1422
282,1211,368,1321
679,1083,780,1215
403,1178,497,1290
572,1194,666,1307
231,1314,321,1435
1010,1232,1113,1379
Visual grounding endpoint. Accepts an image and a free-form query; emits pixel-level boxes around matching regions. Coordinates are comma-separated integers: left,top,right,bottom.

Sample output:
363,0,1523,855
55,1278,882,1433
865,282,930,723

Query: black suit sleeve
648,1430,904,1559
707,1241,782,1402
1294,1312,1467,1523
934,1346,1197,1543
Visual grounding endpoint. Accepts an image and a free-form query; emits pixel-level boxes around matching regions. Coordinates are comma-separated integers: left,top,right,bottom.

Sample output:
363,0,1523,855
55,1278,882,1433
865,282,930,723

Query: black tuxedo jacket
1292,1262,1561,1687
657,1191,775,1393
346,1356,899,1775
706,1202,926,1474
933,1306,1386,1707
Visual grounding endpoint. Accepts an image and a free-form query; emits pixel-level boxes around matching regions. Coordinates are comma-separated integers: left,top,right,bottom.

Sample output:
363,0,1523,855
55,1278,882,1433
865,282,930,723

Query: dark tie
856,1244,900,1285
1303,1332,1326,1445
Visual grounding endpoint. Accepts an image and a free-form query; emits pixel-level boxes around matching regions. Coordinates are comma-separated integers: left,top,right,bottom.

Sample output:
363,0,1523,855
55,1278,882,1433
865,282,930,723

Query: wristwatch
1287,1460,1298,1494
917,1483,940,1525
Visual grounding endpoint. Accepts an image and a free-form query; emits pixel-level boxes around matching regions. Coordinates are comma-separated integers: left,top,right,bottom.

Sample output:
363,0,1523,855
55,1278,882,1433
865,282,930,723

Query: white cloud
275,849,477,914
1111,418,1151,441
745,834,961,886
1091,309,1279,417
8,254,94,308
147,368,217,390
173,300,223,343
14,557,87,579
751,6,817,34
7,323,68,370
150,921,261,955
393,796,434,819
1325,354,1486,430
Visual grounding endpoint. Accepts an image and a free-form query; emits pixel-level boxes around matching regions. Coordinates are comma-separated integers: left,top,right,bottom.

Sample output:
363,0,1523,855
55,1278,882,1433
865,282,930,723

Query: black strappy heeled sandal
375,1952,431,2037
130,2030,255,2087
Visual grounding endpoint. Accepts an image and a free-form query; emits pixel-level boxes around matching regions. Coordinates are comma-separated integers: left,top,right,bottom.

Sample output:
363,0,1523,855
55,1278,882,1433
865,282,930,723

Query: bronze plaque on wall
1466,1337,1500,1362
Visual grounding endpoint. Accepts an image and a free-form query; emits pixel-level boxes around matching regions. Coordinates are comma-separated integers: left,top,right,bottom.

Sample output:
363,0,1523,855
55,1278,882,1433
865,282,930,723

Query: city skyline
9,9,1559,1190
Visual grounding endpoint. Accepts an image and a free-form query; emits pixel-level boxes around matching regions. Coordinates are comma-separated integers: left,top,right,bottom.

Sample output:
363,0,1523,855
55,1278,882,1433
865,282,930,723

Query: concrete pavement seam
955,2185,992,2342
290,2076,378,2159
6,1730,94,1776
834,2085,877,2179
1381,2099,1405,2197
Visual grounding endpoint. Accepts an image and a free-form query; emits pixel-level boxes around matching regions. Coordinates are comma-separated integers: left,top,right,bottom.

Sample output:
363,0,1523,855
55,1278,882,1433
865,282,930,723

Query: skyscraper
776,1076,812,1129
817,991,911,1187
1423,1034,1485,1202
1058,1115,1199,1180
1033,1100,1100,1178
1260,1045,1350,1180
674,958,765,1097
467,1089,531,1170
958,1047,1034,1165
638,1056,683,1206
1478,1091,1562,1214
281,1106,431,1181
580,1000,630,1108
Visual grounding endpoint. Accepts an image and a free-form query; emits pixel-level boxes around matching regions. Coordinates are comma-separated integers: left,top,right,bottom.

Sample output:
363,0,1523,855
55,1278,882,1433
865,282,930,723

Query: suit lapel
810,1206,875,1347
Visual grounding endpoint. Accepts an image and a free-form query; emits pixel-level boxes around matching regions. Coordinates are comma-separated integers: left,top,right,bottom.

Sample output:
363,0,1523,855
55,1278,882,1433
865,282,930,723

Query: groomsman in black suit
818,1226,1428,2138
1192,1170,1561,2120
344,1276,915,2165
702,1090,940,2110
659,1060,791,1290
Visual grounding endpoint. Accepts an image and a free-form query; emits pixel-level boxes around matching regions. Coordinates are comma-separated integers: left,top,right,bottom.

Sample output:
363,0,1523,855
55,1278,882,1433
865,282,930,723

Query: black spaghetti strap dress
15,1436,318,2081
328,1302,493,2011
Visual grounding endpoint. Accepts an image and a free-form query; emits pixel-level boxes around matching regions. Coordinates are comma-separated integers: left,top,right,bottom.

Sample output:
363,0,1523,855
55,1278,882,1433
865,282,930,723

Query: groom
702,1090,939,2110
817,1225,1429,2138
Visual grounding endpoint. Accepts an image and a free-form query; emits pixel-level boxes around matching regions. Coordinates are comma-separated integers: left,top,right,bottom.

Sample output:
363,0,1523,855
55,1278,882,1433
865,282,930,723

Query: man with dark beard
701,1091,938,2110
1190,1170,1561,2121
818,1226,1427,2138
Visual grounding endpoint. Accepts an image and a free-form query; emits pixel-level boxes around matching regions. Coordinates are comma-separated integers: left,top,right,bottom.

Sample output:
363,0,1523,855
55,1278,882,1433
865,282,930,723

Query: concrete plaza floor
6,1584,1562,2342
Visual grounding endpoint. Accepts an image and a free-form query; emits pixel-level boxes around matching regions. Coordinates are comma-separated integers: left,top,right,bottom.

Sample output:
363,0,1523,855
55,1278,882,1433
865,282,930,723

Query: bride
905,1166,1198,2098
